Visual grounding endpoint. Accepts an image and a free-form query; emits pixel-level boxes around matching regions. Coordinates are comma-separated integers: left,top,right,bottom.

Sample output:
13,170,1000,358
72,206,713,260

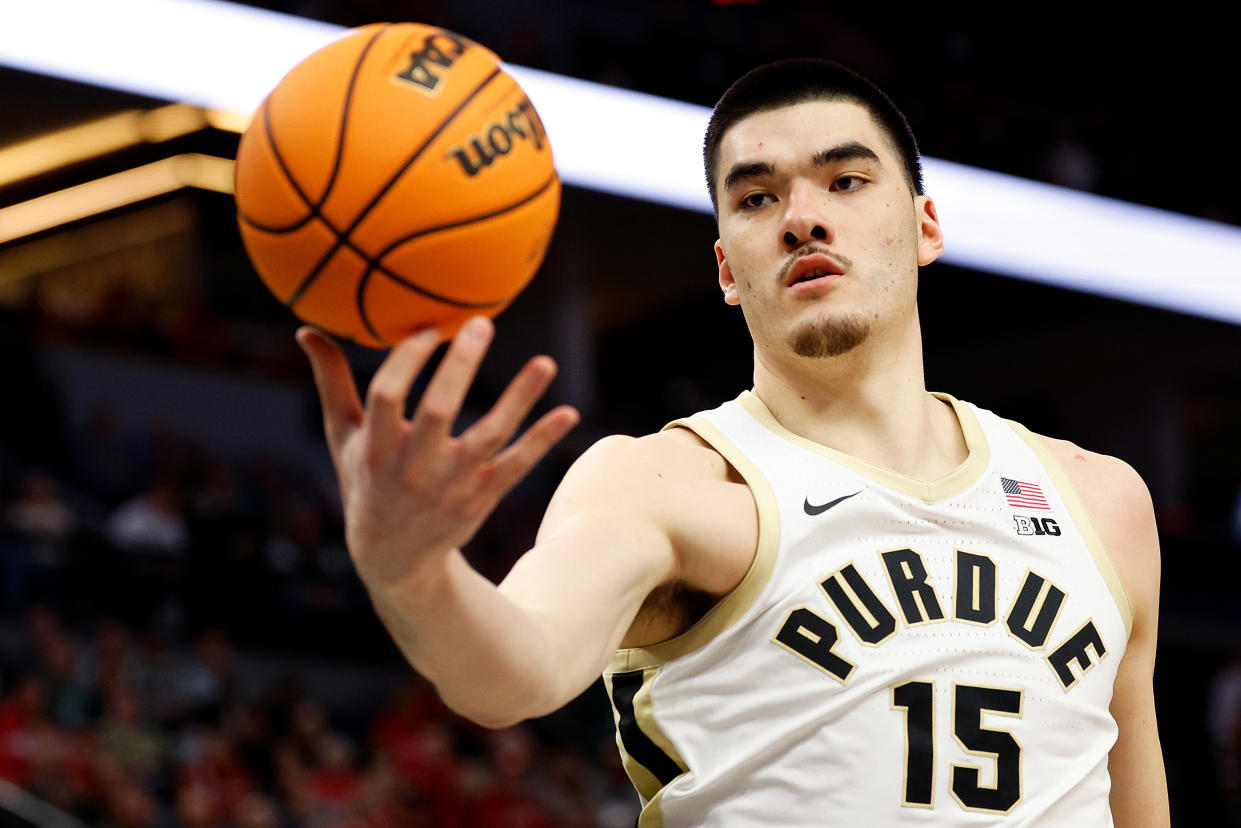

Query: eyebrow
722,141,883,193
812,141,880,168
722,161,774,193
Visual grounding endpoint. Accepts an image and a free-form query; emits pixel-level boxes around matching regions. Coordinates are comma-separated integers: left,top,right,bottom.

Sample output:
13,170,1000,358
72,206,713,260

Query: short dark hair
704,59,924,215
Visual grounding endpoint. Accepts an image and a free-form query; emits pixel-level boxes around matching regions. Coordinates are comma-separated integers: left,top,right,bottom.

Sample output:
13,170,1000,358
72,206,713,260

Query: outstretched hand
296,317,580,593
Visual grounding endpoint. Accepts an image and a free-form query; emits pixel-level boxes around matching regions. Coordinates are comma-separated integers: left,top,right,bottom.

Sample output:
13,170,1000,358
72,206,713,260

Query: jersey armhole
606,413,782,673
1006,419,1135,639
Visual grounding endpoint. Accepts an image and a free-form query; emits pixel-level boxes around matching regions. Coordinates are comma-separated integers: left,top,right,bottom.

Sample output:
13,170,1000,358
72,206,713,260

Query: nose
779,179,833,251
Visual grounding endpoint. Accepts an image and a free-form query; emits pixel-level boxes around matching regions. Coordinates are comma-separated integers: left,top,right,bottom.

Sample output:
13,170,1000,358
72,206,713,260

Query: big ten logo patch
1014,515,1060,537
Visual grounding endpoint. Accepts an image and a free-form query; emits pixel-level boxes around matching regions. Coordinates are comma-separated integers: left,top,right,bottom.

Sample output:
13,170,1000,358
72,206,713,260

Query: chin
788,313,872,358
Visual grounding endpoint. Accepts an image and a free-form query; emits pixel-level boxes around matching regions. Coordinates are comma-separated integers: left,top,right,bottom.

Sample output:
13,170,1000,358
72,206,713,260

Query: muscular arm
298,320,684,728
1041,438,1170,827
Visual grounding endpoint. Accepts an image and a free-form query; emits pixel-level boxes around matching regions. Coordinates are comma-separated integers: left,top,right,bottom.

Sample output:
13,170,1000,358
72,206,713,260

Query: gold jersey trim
1006,420,1134,639
603,667,684,825
606,412,782,673
734,390,991,503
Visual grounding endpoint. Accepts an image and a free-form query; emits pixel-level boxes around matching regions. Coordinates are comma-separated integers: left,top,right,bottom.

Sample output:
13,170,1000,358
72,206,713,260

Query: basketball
233,23,561,348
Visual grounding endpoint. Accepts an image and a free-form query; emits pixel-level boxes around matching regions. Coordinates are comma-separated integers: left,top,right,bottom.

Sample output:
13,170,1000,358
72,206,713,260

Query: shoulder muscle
537,428,755,597
537,431,719,538
1034,434,1160,633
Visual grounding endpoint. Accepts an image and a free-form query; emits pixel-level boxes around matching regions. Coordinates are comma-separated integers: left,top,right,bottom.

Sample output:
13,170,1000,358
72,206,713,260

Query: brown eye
833,176,864,192
740,192,774,210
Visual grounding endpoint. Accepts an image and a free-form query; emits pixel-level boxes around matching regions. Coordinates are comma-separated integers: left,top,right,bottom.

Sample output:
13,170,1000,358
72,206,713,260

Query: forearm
367,548,561,728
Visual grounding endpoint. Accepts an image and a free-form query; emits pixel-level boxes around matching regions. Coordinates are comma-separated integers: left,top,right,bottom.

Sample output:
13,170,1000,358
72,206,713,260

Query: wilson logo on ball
447,97,548,177
393,31,467,96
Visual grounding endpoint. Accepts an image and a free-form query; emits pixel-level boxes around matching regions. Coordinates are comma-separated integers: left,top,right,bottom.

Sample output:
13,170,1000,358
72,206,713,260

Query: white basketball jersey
603,391,1131,827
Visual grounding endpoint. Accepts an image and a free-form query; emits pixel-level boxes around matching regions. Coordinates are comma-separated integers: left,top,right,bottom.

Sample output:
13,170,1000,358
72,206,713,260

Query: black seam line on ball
317,24,391,215
245,24,390,235
261,102,316,232
352,169,560,343
285,66,504,311
250,100,345,235
371,171,559,268
354,299,390,348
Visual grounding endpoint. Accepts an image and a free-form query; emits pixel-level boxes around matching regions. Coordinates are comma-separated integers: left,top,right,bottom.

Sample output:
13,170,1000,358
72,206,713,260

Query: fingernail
464,317,490,339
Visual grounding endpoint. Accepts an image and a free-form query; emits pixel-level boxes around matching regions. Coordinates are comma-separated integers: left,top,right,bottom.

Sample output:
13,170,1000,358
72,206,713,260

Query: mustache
777,244,852,284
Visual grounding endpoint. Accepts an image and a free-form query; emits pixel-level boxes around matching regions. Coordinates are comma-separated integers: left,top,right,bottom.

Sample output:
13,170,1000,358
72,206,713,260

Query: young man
297,59,1169,826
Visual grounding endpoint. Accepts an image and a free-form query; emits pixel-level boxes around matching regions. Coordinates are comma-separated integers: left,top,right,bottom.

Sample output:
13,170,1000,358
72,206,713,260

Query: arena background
2,3,1240,826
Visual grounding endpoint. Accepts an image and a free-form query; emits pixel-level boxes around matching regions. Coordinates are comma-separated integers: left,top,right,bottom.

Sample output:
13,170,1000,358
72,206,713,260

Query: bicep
498,512,675,710
496,437,680,710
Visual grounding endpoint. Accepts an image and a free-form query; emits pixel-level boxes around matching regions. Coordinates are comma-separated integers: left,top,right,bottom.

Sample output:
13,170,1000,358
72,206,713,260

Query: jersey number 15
891,680,1022,814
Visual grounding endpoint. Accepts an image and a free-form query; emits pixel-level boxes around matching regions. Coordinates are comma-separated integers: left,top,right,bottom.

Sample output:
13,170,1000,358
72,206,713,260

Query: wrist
361,546,460,614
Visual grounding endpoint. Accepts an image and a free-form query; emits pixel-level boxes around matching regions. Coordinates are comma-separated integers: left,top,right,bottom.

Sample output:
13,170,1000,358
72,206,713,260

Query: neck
751,311,967,482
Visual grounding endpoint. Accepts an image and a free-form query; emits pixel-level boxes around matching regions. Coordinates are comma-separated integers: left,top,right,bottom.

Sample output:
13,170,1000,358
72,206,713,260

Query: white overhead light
3,0,1240,324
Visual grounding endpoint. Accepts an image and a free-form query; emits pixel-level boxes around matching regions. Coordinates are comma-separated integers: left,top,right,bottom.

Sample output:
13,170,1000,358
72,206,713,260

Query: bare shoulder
1031,433,1155,539
1029,432,1160,626
539,427,757,606
540,428,733,518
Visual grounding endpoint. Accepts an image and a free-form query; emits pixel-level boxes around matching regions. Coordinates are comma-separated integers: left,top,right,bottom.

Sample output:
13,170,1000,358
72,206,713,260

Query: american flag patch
1002,477,1050,510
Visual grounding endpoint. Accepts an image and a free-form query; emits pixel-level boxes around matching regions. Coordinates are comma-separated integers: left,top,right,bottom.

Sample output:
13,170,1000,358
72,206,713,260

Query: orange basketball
234,23,560,347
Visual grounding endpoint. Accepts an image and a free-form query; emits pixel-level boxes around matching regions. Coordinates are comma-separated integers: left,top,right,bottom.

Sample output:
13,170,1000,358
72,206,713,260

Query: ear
916,195,944,266
716,239,740,306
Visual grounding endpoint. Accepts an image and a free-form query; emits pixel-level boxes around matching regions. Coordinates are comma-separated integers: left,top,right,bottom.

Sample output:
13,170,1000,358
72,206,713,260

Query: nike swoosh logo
803,491,862,516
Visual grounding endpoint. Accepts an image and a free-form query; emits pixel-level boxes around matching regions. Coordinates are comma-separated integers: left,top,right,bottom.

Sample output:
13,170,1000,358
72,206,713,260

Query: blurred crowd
0,398,369,658
0,314,633,826
0,394,634,827
0,607,636,827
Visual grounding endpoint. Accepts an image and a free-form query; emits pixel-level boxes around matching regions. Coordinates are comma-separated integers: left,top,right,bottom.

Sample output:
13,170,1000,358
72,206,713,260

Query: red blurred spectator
468,728,561,828
303,732,366,824
0,674,45,786
234,791,284,828
370,680,463,796
100,779,159,828
176,782,223,828
470,780,561,828
176,728,256,822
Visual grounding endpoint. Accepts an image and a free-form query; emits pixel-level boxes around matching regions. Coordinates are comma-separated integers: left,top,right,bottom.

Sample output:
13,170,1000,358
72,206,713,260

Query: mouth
785,253,846,289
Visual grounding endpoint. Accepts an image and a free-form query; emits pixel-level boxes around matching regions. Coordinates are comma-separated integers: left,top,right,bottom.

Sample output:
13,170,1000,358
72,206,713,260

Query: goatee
789,314,871,358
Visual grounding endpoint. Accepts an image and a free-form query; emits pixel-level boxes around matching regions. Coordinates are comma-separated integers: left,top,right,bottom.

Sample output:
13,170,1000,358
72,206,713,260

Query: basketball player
296,59,1169,825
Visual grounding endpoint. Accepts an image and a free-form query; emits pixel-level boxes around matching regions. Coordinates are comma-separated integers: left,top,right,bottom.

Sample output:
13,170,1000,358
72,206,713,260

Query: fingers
409,316,494,445
362,327,442,459
477,404,580,504
457,355,560,460
296,326,364,457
